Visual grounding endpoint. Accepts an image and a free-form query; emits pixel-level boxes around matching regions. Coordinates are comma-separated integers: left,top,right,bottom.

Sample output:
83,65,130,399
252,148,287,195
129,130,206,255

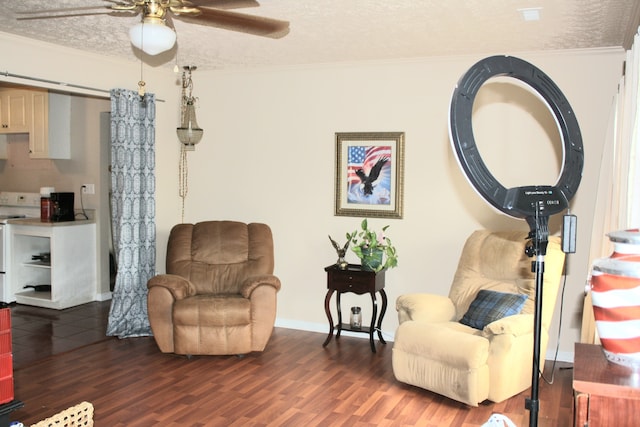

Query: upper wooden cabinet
0,87,71,160
0,89,31,134
30,91,71,159
0,88,71,159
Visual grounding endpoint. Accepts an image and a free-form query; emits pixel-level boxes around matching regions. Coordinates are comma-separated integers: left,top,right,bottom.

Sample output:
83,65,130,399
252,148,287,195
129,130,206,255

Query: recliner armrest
396,293,456,323
147,274,195,300
482,313,533,337
240,274,281,298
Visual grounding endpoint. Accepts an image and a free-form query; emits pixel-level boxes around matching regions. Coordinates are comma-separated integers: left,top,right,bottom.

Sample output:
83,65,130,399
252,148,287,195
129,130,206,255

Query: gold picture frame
335,132,405,219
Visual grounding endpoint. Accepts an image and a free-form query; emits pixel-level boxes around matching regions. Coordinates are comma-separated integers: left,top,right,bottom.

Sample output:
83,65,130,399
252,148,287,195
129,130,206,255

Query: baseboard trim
95,292,112,302
274,318,575,362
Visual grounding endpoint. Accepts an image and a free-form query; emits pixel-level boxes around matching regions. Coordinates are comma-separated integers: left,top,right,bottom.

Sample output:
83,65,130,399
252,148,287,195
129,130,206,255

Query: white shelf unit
9,222,97,309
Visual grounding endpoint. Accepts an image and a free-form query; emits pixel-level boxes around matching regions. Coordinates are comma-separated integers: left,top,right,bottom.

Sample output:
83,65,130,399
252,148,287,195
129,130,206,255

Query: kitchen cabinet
0,89,31,134
7,220,97,309
0,89,31,158
0,88,71,160
29,91,71,159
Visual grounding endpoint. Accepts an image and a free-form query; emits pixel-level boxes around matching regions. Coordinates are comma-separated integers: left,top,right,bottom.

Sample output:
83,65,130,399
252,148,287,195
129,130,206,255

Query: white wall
174,51,624,361
1,31,625,360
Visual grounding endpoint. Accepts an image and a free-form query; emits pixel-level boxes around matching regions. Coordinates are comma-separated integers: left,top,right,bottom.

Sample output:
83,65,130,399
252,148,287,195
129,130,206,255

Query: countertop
6,217,95,227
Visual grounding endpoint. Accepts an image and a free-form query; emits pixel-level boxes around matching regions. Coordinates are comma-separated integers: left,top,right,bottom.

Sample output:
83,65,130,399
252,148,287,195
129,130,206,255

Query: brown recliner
147,221,281,356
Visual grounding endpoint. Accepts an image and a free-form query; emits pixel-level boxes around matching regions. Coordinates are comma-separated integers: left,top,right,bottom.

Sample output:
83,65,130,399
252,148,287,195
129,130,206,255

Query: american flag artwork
346,145,392,205
590,236,640,367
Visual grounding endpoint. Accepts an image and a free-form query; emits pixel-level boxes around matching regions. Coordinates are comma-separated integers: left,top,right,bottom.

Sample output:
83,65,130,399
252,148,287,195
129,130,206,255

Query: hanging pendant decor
177,65,203,151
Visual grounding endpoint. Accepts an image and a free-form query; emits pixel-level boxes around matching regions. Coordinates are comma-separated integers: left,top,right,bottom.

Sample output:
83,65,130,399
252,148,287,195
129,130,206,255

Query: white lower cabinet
8,221,97,309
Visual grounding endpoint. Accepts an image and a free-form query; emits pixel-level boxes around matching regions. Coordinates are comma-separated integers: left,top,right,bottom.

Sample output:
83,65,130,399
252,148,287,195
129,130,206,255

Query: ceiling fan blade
174,8,289,39
15,5,112,15
189,0,260,9
16,10,137,21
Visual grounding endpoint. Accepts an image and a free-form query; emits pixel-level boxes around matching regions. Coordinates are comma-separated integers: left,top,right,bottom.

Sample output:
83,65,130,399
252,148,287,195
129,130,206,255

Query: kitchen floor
9,300,111,370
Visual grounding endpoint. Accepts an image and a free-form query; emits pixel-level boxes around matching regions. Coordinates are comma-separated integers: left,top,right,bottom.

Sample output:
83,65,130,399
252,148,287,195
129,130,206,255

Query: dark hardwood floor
6,302,574,426
10,301,111,370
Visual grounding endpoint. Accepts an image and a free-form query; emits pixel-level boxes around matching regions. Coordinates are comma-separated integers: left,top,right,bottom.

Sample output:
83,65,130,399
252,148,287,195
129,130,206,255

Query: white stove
0,192,41,304
0,215,26,222
0,192,41,221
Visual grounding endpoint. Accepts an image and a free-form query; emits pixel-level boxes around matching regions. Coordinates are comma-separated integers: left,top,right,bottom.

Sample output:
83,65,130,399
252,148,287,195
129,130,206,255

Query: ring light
449,56,584,427
449,55,583,221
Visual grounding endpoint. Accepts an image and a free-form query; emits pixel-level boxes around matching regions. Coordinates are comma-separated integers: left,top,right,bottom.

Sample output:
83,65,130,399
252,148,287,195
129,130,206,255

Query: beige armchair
147,221,281,356
392,230,565,406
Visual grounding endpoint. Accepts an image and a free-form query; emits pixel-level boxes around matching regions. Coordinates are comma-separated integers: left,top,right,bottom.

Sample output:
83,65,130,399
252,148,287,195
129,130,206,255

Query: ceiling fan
16,0,290,55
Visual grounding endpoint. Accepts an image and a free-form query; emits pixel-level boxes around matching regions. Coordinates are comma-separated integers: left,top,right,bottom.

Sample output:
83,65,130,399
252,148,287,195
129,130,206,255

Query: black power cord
76,185,89,220
539,266,570,385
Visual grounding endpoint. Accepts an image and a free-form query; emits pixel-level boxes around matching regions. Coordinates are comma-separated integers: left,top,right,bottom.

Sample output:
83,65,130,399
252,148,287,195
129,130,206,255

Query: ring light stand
449,56,583,427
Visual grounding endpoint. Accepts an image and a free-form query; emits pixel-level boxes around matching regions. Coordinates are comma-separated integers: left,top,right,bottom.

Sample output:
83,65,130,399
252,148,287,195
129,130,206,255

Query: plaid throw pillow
460,290,528,330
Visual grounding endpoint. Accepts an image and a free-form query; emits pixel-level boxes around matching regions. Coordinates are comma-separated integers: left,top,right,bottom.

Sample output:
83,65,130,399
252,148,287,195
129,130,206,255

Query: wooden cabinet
573,343,640,427
0,88,71,159
29,91,71,159
0,89,31,134
0,88,32,159
7,220,97,309
28,90,48,158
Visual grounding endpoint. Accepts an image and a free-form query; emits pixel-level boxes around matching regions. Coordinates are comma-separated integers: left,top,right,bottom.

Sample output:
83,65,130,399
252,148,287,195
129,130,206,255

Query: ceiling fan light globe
129,21,176,56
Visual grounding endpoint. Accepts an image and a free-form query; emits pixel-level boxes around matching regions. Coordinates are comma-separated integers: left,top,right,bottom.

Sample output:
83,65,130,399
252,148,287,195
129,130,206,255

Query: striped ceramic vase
590,229,640,368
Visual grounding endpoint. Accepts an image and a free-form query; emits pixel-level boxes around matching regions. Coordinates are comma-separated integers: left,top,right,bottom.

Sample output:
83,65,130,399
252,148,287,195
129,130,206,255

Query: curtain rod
0,70,165,102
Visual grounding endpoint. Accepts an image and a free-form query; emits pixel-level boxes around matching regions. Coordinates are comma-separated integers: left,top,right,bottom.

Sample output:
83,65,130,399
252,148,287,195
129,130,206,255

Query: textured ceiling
0,0,639,71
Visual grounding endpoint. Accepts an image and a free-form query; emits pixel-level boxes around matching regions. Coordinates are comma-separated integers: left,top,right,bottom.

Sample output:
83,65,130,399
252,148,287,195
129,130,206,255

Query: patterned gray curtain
107,88,156,338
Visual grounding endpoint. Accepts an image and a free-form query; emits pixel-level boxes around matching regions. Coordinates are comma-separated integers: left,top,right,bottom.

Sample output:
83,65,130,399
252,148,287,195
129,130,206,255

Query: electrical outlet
82,184,95,195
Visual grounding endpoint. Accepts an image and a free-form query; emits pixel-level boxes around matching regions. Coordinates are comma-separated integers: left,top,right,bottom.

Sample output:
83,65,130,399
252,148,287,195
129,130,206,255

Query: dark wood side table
322,264,387,353
573,342,640,427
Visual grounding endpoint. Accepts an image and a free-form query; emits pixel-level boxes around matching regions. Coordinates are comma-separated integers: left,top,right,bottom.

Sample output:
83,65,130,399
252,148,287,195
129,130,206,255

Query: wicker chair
31,401,94,427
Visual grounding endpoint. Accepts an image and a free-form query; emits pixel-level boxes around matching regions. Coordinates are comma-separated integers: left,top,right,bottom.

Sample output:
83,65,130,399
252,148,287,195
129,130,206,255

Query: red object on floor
0,308,13,404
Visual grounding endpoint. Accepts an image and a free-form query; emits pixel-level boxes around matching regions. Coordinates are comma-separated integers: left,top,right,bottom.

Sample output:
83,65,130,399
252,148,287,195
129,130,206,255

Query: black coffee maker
50,192,75,222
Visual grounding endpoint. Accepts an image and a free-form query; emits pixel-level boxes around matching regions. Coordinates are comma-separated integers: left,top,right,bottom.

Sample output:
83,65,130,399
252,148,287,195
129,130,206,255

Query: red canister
40,197,53,222
40,187,55,222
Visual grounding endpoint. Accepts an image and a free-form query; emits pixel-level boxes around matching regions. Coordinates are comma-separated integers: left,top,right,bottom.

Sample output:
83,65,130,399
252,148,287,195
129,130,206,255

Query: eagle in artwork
356,157,389,195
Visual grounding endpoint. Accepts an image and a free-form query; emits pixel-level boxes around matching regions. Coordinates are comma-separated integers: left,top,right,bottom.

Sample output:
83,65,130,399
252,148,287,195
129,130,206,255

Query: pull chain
178,144,188,223
138,21,146,97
